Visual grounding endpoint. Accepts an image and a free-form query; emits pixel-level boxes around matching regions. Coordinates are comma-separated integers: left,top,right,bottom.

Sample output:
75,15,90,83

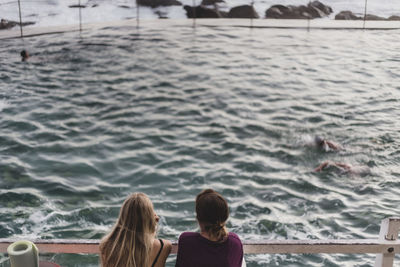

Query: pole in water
192,0,196,28
363,0,368,29
250,0,254,28
17,0,23,38
136,0,140,29
79,0,82,32
307,0,311,32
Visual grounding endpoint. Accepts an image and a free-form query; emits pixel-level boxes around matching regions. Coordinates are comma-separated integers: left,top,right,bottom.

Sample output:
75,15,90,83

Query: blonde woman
100,193,172,267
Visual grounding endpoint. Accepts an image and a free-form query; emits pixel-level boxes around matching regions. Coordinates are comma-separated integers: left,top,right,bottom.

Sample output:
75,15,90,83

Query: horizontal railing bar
1,239,400,255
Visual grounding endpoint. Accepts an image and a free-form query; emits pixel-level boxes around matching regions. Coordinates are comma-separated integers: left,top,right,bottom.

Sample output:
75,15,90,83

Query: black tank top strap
151,239,164,267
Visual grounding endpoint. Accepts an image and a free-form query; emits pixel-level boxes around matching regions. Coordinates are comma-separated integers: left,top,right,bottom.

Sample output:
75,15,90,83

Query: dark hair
314,136,324,146
196,189,229,241
20,50,27,58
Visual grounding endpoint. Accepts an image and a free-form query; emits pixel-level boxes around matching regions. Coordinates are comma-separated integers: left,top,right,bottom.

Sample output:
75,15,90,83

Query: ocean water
0,0,399,27
1,20,400,266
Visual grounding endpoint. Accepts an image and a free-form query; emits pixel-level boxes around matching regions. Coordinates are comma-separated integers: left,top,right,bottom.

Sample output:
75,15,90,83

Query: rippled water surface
1,21,400,266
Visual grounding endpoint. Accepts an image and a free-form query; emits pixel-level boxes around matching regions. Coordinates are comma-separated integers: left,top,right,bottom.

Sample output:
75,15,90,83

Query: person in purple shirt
176,189,244,267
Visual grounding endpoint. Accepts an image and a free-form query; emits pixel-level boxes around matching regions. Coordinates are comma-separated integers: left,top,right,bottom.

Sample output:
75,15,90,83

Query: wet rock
309,0,332,16
0,19,35,30
265,1,332,19
335,11,387,20
201,0,224,6
68,4,86,8
183,5,221,18
228,5,259,19
219,10,228,18
265,4,308,19
365,14,386,20
138,0,182,8
388,15,400,21
155,10,169,19
265,5,289,19
335,10,362,20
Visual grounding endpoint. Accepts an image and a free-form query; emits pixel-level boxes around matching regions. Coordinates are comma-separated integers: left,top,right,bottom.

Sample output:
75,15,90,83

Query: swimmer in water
314,136,342,152
20,50,29,61
314,161,370,176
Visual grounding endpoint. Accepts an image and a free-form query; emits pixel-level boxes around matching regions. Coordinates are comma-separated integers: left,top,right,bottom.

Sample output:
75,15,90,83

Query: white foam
0,99,9,112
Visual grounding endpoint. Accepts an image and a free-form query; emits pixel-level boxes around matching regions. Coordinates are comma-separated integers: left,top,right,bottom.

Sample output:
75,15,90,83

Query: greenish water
1,21,400,266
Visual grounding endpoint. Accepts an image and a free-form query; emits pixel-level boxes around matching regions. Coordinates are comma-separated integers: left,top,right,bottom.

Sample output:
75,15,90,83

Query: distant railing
4,0,399,40
0,218,399,267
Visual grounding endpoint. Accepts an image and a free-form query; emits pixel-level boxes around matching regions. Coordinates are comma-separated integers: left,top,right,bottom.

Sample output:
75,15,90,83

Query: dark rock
68,4,86,8
118,5,131,9
219,10,228,18
388,15,400,21
308,0,332,15
228,5,259,19
138,0,182,8
0,19,35,30
183,5,221,18
91,4,99,7
335,10,362,20
336,11,388,21
265,5,289,19
365,14,386,20
290,5,313,19
306,5,325,18
201,0,224,6
155,10,169,19
0,19,16,30
265,1,332,19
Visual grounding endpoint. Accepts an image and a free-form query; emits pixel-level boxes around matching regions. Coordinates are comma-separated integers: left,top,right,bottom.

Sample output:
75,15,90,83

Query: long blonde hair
100,193,157,267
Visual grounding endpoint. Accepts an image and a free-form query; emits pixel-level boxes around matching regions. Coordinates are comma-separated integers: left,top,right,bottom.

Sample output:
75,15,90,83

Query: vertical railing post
363,0,368,29
136,0,140,29
192,0,196,28
374,218,400,267
250,0,254,28
78,0,82,32
17,0,23,38
307,0,311,32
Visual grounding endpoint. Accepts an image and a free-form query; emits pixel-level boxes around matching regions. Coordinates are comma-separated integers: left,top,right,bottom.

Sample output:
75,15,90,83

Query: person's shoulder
161,239,172,249
178,232,199,242
179,232,199,239
160,239,172,255
228,232,243,244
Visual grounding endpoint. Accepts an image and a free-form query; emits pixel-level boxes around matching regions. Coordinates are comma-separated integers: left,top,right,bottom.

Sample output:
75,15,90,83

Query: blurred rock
0,19,35,30
201,0,224,6
155,10,169,19
335,11,387,20
388,15,400,21
183,5,221,18
228,5,259,19
68,4,86,8
265,1,332,19
335,10,362,20
138,0,182,8
309,0,332,16
365,14,386,20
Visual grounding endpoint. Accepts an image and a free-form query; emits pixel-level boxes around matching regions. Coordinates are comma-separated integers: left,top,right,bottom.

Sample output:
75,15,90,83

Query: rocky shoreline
180,1,400,20
0,19,35,30
1,0,399,30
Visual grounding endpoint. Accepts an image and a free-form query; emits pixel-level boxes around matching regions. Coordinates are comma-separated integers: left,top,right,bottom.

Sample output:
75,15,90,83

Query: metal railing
0,218,400,267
